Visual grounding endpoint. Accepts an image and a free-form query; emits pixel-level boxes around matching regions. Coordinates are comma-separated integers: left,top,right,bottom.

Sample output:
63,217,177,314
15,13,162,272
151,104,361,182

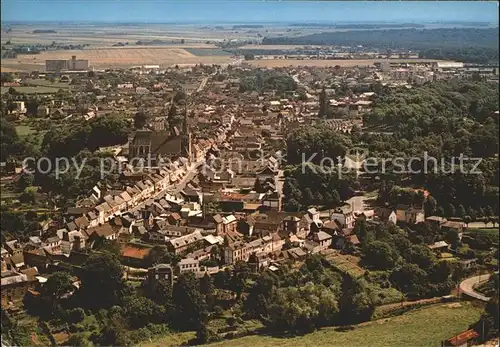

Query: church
128,106,192,167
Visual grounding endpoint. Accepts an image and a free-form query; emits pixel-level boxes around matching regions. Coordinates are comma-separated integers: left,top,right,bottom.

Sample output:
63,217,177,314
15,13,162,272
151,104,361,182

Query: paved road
466,222,498,229
197,76,209,92
167,160,204,195
459,274,493,302
129,160,204,213
292,73,313,95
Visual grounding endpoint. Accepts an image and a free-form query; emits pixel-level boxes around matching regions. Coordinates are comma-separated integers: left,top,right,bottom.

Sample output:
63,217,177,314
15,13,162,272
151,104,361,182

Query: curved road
459,274,493,302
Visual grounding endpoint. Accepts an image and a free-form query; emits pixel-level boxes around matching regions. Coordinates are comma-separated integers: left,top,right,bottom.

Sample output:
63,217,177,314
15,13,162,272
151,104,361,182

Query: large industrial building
45,55,89,72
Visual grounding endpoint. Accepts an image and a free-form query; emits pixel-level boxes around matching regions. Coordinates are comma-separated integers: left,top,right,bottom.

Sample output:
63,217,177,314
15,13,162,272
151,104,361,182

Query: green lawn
208,302,483,347
15,125,47,151
15,125,37,137
1,86,60,94
473,228,499,234
135,331,196,347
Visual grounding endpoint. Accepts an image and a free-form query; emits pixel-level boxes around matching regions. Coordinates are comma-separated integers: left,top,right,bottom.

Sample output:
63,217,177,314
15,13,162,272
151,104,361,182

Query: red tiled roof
445,329,479,346
121,246,151,259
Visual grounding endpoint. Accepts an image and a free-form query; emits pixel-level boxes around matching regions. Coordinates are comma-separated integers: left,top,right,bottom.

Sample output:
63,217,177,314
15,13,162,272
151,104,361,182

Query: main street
128,160,204,213
167,160,204,195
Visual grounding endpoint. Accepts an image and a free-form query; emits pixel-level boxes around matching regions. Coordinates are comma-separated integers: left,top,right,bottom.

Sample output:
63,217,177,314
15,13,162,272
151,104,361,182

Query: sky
1,1,499,24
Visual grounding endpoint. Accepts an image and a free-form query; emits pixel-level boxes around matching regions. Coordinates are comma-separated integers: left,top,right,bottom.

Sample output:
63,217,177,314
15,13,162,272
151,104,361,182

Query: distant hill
262,28,499,63
233,25,264,29
288,23,425,29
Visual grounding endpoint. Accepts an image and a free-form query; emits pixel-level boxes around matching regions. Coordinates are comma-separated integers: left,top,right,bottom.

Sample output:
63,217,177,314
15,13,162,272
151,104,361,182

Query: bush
212,305,224,317
227,317,237,327
68,308,85,324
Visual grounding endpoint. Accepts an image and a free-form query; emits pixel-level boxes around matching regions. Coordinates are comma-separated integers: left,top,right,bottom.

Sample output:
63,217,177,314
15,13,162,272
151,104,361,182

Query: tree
147,279,173,310
199,273,215,309
404,244,437,270
19,187,37,204
41,271,74,315
362,241,400,270
244,273,275,318
146,245,168,266
445,203,456,219
17,173,34,190
424,195,437,217
457,204,467,219
446,228,461,250
463,215,472,227
314,191,324,205
318,87,328,118
485,205,494,219
91,314,131,347
230,261,251,300
133,111,148,129
339,275,374,325
172,272,208,331
244,53,255,61
302,188,314,206
390,263,427,297
331,190,341,206
267,283,339,333
322,192,334,208
477,207,485,219
436,206,445,217
66,334,93,347
123,294,162,328
284,198,300,212
354,219,371,243
43,271,74,300
79,253,125,309
467,206,477,222
210,244,223,263
253,178,264,193
196,323,217,344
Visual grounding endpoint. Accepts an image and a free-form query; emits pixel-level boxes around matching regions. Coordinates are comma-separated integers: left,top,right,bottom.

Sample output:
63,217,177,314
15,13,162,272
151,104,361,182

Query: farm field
207,302,483,347
185,48,233,56
1,24,266,46
2,47,235,70
248,58,448,68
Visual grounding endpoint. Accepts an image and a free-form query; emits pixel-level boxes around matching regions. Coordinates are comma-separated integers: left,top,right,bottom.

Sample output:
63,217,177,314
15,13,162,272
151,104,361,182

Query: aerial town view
0,0,498,346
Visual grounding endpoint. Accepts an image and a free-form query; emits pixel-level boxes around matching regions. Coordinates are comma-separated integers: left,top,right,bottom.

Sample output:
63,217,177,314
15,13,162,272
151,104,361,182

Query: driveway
459,274,493,302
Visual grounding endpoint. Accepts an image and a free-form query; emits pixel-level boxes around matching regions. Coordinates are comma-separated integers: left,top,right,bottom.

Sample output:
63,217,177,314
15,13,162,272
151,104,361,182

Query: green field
15,125,47,151
207,302,483,347
15,125,37,137
135,331,196,347
1,86,60,94
23,78,71,89
185,48,233,56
